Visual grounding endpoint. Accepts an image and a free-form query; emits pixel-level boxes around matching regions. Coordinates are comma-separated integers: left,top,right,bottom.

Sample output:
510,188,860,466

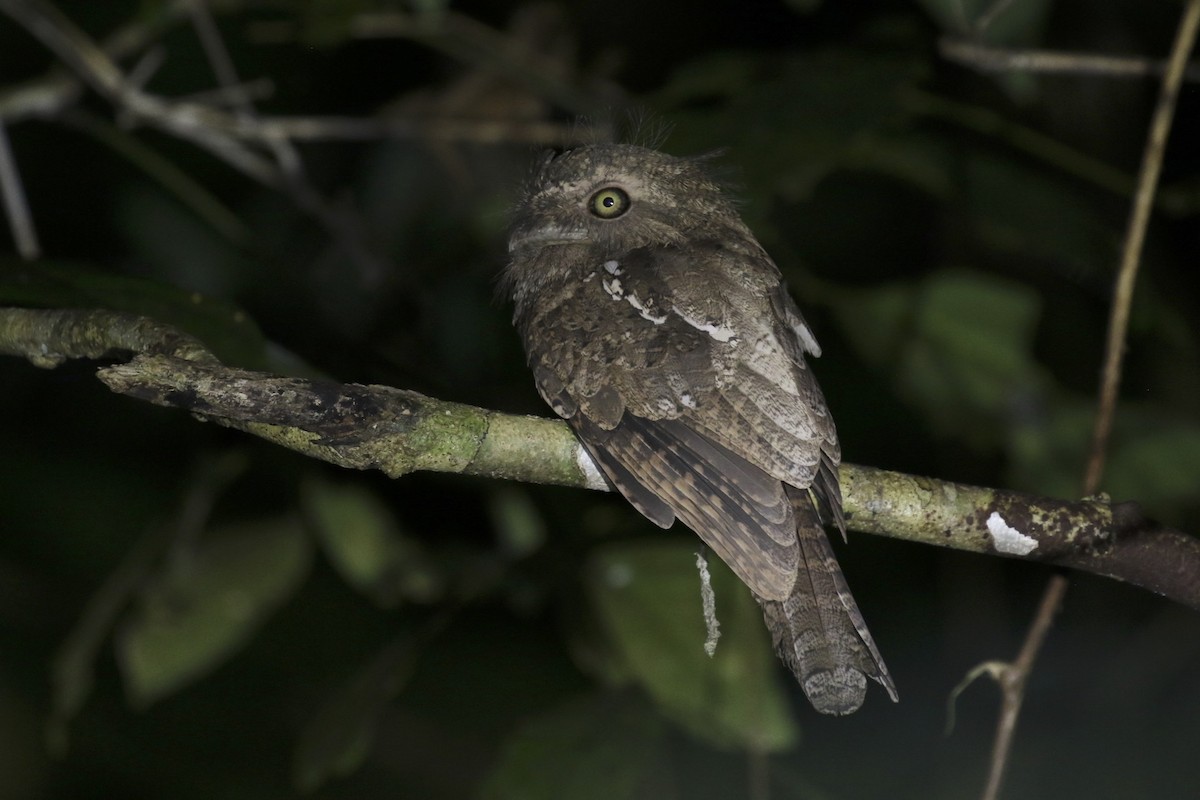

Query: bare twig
0,122,40,258
0,307,218,367
975,3,1200,799
1085,0,1200,492
0,0,280,180
0,1,600,146
973,0,1016,34
0,0,224,124
0,0,605,280
187,0,391,283
978,574,1067,800
941,39,1200,82
187,1,253,117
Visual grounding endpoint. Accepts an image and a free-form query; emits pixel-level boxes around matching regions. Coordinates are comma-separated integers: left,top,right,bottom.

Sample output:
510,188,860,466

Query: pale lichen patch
986,511,1038,555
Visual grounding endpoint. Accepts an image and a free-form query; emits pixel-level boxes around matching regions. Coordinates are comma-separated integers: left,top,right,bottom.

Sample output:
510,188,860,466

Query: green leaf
1105,416,1200,519
1006,397,1092,499
895,269,1046,448
659,47,929,206
586,541,797,751
292,635,420,793
481,691,667,800
915,0,1052,42
303,477,443,608
832,282,917,368
960,151,1116,279
116,517,312,707
487,486,548,559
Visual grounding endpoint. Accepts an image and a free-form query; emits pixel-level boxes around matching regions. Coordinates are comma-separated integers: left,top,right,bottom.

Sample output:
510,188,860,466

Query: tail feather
758,487,897,715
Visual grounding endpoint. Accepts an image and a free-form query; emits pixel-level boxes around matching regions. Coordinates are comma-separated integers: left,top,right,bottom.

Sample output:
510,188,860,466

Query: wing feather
574,415,798,601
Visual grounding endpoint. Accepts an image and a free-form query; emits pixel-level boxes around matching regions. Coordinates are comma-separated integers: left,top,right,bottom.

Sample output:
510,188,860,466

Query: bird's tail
757,487,897,715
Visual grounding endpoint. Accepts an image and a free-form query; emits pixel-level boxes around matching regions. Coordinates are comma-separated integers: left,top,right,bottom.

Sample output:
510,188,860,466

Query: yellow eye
589,187,630,219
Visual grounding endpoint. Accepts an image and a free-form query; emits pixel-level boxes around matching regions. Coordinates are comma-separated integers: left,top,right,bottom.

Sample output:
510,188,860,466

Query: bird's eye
589,187,631,219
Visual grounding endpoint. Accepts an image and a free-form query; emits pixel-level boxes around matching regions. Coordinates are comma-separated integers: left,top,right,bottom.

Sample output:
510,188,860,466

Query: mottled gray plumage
502,143,897,714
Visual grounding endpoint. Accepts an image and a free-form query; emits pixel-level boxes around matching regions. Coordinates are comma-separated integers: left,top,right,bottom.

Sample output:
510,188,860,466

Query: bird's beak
508,222,588,253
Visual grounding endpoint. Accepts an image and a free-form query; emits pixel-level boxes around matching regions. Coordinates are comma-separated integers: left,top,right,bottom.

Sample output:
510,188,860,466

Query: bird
501,143,897,715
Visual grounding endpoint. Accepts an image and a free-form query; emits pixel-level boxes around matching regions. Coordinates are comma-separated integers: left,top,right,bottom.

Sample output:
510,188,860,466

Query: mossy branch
4,306,1198,609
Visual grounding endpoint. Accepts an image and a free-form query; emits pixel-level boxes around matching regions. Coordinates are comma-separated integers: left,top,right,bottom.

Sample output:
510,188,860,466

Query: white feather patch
627,292,668,324
792,320,822,357
676,308,737,343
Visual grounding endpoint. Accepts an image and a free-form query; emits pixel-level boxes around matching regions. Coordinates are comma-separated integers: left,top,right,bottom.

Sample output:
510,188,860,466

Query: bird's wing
625,244,840,492
519,243,838,599
573,413,799,600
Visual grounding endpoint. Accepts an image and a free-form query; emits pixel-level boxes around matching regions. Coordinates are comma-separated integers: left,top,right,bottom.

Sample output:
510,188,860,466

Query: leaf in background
47,533,166,755
1006,396,1092,500
1007,399,1200,525
115,516,312,708
892,269,1046,449
303,477,443,608
487,486,547,559
0,260,270,369
481,691,667,800
960,151,1117,283
659,46,929,211
832,282,917,369
1106,421,1200,519
586,541,797,752
915,0,1053,42
115,186,246,299
43,452,250,752
292,634,421,794
295,0,369,46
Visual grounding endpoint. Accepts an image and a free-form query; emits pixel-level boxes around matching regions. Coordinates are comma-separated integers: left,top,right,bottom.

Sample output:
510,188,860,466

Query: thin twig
1085,0,1200,492
977,3,1200,799
973,0,1016,34
0,2,601,146
0,122,40,258
0,0,600,284
979,574,1067,800
941,39,1200,82
187,1,251,115
186,0,302,178
185,0,378,281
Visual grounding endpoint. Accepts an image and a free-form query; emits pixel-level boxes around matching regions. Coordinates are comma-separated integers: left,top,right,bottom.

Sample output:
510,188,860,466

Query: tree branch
3,306,1198,610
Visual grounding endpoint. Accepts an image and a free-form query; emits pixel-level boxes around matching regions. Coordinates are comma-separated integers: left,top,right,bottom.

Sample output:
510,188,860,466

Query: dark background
2,1,1199,798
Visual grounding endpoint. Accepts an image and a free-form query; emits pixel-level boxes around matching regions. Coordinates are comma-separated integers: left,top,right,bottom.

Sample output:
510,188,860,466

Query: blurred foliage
1,0,1199,798
586,542,797,751
115,515,313,708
